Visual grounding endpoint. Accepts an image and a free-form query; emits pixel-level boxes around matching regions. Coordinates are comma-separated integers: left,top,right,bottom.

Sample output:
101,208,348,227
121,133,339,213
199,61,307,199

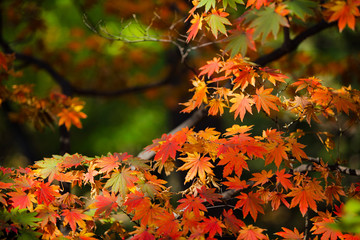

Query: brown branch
254,20,336,66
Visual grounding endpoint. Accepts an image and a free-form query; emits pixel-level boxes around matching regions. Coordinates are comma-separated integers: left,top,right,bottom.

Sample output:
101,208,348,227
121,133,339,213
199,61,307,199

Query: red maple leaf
154,134,181,164
177,195,207,217
35,182,60,206
62,209,92,232
93,190,119,217
223,176,249,190
96,154,122,173
218,148,249,177
235,192,264,221
276,169,293,190
132,202,164,226
202,216,225,238
8,189,36,211
198,186,222,205
222,209,245,234
124,191,148,213
269,191,290,210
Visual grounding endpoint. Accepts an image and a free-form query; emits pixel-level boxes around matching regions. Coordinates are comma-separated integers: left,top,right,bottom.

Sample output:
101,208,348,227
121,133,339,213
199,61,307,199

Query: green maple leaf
205,12,232,39
17,229,42,240
249,7,289,43
226,33,249,57
34,156,62,183
0,208,41,227
286,0,318,21
222,0,244,9
197,0,216,12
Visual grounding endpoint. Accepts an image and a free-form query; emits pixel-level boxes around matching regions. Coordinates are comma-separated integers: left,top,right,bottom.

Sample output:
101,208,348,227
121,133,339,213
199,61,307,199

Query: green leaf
197,0,216,12
205,13,232,39
225,33,249,57
18,229,42,240
1,208,41,227
249,7,289,43
285,0,317,20
222,0,244,9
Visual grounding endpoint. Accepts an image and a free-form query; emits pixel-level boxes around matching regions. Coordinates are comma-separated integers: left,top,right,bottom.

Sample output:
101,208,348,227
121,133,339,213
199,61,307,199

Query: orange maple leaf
223,176,249,190
199,57,221,78
178,152,214,183
35,182,60,206
269,191,290,210
265,142,289,167
238,225,268,240
276,227,304,240
252,87,279,115
324,0,360,32
287,182,324,216
124,191,148,213
230,93,254,121
235,192,264,221
153,134,181,164
132,202,164,226
58,108,87,131
8,189,36,211
249,170,274,187
198,186,222,205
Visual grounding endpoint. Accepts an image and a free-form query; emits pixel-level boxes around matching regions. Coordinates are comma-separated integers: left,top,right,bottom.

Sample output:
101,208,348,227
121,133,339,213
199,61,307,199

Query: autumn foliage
1,0,360,239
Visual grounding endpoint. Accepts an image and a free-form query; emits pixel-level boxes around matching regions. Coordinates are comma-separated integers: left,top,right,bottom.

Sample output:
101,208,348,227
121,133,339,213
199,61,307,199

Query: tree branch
254,20,336,66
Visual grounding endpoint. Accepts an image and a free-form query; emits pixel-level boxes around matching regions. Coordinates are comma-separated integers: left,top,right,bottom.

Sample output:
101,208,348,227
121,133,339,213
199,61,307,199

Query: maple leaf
197,0,216,12
230,93,254,121
235,192,264,221
61,153,84,168
287,137,307,162
276,169,293,190
246,0,270,9
35,204,60,228
208,98,227,116
265,142,289,167
222,209,245,234
0,52,8,71
131,226,155,240
205,9,232,38
291,77,322,92
199,57,222,78
124,191,148,213
57,108,87,130
83,162,99,184
34,156,62,183
92,190,119,217
104,167,138,197
223,176,249,190
249,170,274,186
178,152,214,184
62,209,92,232
237,225,268,240
225,24,256,57
269,191,290,210
325,183,346,206
155,211,181,239
35,182,60,206
177,195,207,217
253,87,279,115
249,6,289,42
8,189,36,211
132,202,163,226
287,182,324,216
324,0,360,32
311,212,342,240
218,149,249,177
139,172,167,198
202,216,225,237
260,67,288,86
224,124,253,136
187,14,203,42
198,186,222,205
276,227,304,239
96,154,122,173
